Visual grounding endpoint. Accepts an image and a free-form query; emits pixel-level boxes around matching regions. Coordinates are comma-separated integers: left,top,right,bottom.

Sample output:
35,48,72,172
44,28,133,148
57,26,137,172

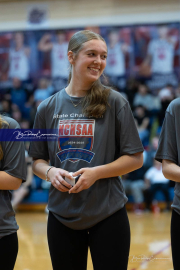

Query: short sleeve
28,111,49,160
155,111,178,164
116,102,144,156
1,119,26,181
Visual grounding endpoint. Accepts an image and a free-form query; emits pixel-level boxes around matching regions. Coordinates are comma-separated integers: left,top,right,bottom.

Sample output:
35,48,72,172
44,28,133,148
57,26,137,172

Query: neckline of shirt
63,88,85,102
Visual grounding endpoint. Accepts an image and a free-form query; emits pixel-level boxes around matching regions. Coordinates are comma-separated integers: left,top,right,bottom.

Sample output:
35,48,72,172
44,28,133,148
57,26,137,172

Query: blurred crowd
0,75,179,213
0,26,180,212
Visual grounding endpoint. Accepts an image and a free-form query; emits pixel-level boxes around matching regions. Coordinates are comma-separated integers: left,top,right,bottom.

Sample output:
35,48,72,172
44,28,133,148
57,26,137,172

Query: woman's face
70,39,107,84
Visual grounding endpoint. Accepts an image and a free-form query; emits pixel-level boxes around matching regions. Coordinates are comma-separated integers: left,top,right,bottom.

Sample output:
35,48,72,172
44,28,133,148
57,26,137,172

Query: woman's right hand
48,167,74,192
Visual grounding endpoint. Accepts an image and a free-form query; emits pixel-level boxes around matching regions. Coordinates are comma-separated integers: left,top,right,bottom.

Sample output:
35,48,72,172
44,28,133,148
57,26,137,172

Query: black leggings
0,232,18,270
47,206,130,270
171,209,180,270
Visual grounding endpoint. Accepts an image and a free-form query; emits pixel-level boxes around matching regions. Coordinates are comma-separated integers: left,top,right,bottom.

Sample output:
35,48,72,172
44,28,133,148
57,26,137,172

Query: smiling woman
29,30,144,270
66,31,110,118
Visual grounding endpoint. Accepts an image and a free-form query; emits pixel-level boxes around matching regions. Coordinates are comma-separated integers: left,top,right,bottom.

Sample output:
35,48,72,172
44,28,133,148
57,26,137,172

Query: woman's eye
101,55,107,59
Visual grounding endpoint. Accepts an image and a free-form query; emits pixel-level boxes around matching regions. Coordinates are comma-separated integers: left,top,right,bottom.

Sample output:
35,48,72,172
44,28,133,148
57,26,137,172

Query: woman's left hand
69,167,99,194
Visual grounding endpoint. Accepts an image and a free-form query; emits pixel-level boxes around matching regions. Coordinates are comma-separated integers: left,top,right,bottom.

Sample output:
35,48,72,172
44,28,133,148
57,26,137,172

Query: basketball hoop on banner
26,4,49,29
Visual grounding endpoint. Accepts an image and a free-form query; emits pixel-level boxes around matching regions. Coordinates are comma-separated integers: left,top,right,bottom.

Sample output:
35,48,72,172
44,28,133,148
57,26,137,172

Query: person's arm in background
38,34,53,52
162,159,180,183
138,118,150,131
139,40,153,76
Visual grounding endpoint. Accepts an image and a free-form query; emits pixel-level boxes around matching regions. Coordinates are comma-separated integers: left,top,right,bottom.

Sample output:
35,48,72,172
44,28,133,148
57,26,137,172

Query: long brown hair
0,116,8,160
68,30,110,118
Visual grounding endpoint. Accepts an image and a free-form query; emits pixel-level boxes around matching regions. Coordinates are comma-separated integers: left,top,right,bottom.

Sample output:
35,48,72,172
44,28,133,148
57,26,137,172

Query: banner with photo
0,23,179,94
133,23,180,91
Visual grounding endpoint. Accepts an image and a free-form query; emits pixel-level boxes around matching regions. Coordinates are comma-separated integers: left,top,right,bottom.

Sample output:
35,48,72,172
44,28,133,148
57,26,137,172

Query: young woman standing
29,30,144,270
0,115,26,270
155,97,180,270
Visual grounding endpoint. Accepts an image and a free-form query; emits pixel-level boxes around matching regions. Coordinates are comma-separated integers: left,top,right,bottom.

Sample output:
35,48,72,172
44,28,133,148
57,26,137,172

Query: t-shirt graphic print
29,88,144,230
57,119,95,163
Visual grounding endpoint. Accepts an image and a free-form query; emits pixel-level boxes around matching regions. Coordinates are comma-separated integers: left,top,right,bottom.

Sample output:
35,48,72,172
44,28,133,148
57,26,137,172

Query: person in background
105,29,131,88
125,78,139,108
143,25,176,75
158,84,174,126
133,83,159,111
144,160,170,211
2,32,30,81
11,105,22,123
0,100,12,117
145,136,159,169
34,78,54,103
122,164,146,214
134,105,150,145
38,31,69,91
10,78,27,109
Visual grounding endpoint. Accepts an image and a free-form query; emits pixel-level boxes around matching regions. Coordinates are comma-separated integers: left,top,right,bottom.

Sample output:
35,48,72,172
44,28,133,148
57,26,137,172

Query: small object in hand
64,172,81,186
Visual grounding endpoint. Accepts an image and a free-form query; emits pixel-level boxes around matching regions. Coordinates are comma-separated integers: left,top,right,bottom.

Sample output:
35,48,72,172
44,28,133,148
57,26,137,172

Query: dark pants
0,232,18,270
151,183,170,202
47,206,130,270
144,183,170,210
171,210,180,270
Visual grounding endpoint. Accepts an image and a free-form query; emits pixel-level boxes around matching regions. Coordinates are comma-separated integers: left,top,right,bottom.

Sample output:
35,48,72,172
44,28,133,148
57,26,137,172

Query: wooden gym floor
14,211,173,270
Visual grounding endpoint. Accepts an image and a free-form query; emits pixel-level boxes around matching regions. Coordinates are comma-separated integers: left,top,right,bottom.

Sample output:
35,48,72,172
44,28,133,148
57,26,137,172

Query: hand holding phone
64,172,81,186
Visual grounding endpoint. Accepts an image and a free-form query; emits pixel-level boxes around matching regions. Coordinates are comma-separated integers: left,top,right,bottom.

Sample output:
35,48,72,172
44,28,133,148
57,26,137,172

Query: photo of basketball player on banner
135,24,179,89
102,27,132,90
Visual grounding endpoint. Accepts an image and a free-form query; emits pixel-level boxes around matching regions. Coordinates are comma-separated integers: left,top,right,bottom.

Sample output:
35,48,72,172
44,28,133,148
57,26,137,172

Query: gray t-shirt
0,116,26,238
29,88,144,229
155,98,180,214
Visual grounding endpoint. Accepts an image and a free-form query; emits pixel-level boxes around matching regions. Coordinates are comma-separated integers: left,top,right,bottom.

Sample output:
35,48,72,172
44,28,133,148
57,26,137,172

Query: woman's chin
87,74,100,83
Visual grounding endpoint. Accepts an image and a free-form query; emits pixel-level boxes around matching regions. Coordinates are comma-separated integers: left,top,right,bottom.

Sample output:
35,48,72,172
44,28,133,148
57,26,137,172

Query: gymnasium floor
14,211,173,270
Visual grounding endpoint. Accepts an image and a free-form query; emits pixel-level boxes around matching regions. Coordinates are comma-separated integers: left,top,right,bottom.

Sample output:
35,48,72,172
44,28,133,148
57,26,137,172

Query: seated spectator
9,77,31,119
144,160,170,211
158,84,174,101
145,135,159,169
134,105,150,145
34,78,54,102
11,105,22,122
133,83,159,111
0,100,12,117
122,162,146,213
19,119,30,129
125,78,139,108
10,78,27,109
158,84,174,126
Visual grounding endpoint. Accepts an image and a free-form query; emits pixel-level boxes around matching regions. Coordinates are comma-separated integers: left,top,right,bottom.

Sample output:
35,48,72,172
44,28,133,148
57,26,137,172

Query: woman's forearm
32,159,50,180
162,159,180,182
0,171,22,190
95,152,143,179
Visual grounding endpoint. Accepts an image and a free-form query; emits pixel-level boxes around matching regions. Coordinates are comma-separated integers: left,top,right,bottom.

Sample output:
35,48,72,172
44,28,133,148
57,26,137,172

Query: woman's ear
68,51,74,64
